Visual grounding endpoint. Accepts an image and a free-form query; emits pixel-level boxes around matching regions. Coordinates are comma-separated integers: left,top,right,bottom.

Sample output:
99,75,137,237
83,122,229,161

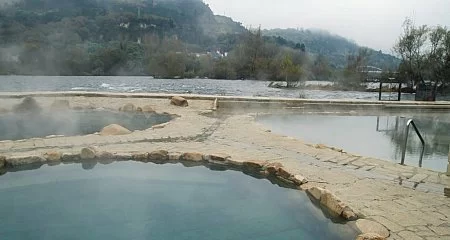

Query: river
1,75,449,101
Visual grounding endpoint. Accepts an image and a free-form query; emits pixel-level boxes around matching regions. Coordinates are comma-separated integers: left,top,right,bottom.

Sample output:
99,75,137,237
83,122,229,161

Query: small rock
0,108,9,114
306,187,325,201
141,105,155,113
44,151,61,162
100,124,132,136
320,189,347,215
342,206,358,221
80,147,97,160
205,154,230,162
149,150,169,161
61,153,81,162
444,187,450,197
355,219,390,238
119,103,136,112
133,153,149,162
50,100,70,111
169,153,181,161
227,159,243,167
0,155,5,168
96,151,114,160
6,156,46,166
13,97,42,113
181,152,204,162
243,160,266,171
152,123,169,129
136,107,143,112
356,233,386,240
265,162,283,175
277,168,292,179
115,153,133,160
170,96,188,107
315,144,327,149
292,174,308,185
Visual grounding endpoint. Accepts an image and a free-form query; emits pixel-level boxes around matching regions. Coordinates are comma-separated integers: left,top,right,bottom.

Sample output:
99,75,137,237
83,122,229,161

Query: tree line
394,18,450,91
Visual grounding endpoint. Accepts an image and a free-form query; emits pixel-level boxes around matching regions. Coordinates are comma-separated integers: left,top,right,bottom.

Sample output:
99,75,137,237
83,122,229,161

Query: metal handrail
401,119,425,167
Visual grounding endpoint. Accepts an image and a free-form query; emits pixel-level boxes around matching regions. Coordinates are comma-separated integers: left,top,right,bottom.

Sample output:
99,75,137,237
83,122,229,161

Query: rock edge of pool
1,92,450,240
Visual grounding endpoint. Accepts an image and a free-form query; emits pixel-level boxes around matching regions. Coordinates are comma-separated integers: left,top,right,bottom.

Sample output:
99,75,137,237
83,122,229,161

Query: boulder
356,233,386,240
205,154,230,162
44,151,62,162
100,124,132,136
342,206,358,221
61,153,81,162
320,189,347,216
265,162,283,175
149,150,169,161
141,105,156,113
80,147,97,160
5,156,46,167
306,187,325,201
169,153,181,161
0,155,5,168
133,153,149,162
50,100,70,111
119,103,136,112
181,152,204,162
243,160,266,171
96,151,114,160
170,96,188,107
13,97,42,113
355,219,390,238
293,174,308,185
277,168,292,179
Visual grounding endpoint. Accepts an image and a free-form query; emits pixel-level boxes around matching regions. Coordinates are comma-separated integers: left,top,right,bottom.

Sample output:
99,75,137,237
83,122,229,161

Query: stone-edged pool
258,113,450,172
0,161,358,240
0,110,173,141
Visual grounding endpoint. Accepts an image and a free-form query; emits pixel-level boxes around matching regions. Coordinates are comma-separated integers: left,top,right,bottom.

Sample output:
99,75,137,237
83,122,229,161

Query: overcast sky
204,0,450,53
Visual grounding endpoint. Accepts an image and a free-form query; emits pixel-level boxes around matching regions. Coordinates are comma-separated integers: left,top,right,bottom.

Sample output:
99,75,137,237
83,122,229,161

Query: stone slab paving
0,95,449,240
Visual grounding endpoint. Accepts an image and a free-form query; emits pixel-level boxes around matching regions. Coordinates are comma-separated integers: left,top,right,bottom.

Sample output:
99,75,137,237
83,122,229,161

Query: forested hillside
0,0,399,83
263,28,400,69
0,0,247,75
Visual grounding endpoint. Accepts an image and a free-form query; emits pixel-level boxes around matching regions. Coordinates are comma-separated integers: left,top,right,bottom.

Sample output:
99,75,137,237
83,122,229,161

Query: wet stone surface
0,95,449,240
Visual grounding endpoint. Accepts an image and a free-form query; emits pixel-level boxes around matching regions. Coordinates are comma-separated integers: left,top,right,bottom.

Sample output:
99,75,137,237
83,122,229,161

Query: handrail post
401,119,425,167
447,144,450,176
401,121,411,165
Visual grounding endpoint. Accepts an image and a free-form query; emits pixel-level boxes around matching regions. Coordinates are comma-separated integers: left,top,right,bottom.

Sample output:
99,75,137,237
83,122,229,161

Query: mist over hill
263,28,400,69
0,0,398,79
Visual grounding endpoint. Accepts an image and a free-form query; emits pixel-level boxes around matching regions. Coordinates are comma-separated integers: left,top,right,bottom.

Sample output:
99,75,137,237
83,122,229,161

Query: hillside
263,28,400,70
0,0,398,80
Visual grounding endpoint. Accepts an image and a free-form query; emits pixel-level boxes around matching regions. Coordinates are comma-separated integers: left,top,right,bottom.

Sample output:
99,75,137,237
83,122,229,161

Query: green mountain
0,0,398,79
263,28,400,70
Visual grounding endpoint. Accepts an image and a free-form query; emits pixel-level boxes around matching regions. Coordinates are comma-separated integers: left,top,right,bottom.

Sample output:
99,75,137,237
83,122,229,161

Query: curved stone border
0,147,366,225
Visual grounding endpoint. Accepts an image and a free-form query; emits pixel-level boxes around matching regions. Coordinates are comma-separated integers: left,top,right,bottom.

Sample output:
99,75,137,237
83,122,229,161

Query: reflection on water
0,162,357,240
0,110,172,141
258,114,450,172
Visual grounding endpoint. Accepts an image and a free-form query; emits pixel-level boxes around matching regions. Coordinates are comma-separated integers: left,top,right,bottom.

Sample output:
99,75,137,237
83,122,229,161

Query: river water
0,75,431,100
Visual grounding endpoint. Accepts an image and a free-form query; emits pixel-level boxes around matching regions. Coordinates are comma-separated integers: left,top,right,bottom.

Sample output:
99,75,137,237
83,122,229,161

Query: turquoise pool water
0,110,172,141
0,162,357,240
258,114,450,172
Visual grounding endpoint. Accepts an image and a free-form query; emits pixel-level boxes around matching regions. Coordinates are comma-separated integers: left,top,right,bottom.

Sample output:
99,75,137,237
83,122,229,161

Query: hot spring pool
258,113,450,172
0,162,357,240
0,110,172,141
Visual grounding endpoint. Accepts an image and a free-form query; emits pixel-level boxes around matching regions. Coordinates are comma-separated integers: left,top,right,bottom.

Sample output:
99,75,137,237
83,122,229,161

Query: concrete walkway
0,94,449,240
